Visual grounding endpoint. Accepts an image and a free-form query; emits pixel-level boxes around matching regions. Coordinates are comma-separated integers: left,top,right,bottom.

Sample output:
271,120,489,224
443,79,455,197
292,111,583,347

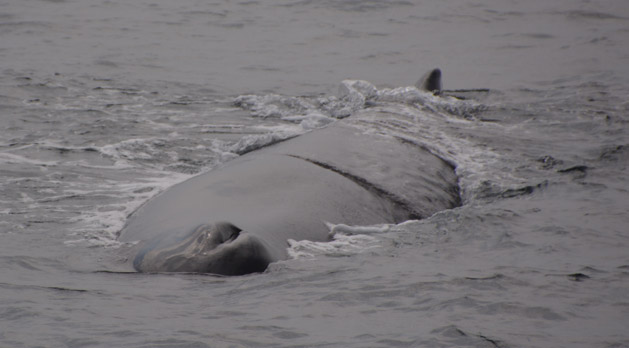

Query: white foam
234,84,386,122
64,168,193,248
281,112,336,130
96,137,182,170
228,133,286,154
376,86,428,104
286,222,391,259
287,234,381,260
233,94,318,119
326,222,391,236
0,152,59,166
336,79,378,112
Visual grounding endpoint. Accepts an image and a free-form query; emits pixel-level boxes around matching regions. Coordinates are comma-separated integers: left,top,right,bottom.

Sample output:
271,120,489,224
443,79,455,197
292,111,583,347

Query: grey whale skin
119,69,460,275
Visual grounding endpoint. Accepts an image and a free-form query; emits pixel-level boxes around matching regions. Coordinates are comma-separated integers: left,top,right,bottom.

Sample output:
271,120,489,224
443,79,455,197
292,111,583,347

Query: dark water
1,1,628,347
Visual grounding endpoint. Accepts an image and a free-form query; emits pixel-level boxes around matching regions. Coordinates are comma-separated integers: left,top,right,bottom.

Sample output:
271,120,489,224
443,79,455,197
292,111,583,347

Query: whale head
132,222,273,275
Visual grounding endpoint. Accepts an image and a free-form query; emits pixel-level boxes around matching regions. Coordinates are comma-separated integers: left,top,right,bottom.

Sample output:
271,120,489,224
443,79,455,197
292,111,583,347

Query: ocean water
1,0,628,347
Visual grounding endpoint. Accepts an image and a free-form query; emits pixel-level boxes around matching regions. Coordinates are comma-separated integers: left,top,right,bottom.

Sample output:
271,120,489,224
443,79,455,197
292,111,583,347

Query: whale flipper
416,68,442,93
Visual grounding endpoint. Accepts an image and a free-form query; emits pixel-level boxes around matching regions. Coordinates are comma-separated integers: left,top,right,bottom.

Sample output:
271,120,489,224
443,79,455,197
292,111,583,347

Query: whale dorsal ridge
416,68,442,93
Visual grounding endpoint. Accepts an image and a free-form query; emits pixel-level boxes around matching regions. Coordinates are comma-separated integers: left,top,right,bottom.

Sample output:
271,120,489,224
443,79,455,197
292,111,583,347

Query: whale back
119,101,460,274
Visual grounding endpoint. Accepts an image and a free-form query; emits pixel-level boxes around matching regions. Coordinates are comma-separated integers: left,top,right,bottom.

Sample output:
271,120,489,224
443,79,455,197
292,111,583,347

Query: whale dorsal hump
416,68,442,93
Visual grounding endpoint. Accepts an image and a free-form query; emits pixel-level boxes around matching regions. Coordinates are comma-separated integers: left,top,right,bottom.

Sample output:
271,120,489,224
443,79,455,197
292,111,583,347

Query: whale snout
132,222,274,275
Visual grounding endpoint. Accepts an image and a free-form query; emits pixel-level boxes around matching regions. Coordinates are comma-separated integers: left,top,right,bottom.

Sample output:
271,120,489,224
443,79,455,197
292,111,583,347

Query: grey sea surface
1,0,628,347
